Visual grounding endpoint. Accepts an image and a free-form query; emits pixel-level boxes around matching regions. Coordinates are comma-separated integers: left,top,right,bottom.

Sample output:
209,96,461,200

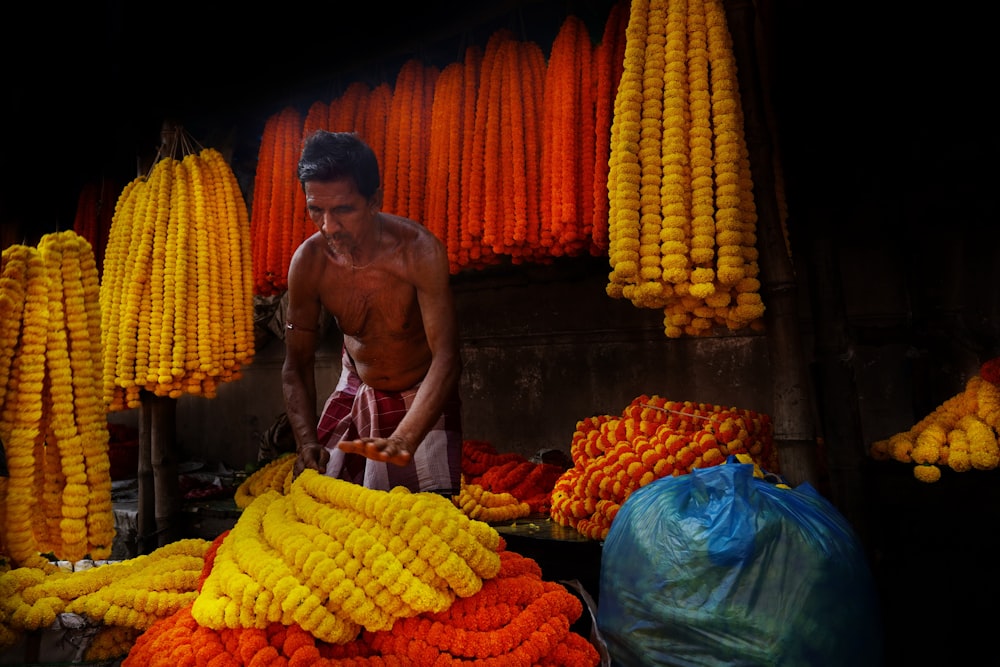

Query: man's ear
370,187,383,211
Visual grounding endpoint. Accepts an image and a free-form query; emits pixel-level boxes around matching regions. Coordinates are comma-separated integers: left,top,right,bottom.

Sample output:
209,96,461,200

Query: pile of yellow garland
869,358,1000,482
195,469,502,644
101,141,255,410
0,231,115,569
606,0,765,337
0,538,210,653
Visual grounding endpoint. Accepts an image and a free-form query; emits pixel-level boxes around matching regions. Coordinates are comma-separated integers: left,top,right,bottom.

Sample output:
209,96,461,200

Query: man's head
297,131,381,200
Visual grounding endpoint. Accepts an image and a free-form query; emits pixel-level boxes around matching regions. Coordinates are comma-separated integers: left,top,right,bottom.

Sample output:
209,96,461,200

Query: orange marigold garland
125,547,597,666
550,393,776,539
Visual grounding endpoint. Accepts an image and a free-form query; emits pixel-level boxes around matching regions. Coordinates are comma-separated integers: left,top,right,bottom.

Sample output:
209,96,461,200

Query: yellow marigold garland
101,138,255,408
193,470,501,644
605,0,764,337
869,359,1000,482
453,476,531,523
0,538,209,649
234,453,295,509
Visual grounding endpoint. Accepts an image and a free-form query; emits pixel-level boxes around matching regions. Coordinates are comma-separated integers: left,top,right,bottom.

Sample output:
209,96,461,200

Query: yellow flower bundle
193,469,502,644
0,538,210,649
550,393,776,539
0,232,115,569
453,476,531,523
869,359,1000,483
101,140,255,410
233,453,295,509
606,0,765,337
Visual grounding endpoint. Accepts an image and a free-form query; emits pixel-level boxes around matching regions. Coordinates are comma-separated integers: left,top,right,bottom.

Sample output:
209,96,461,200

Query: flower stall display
2,471,602,664
0,231,115,570
550,393,777,540
869,357,1000,482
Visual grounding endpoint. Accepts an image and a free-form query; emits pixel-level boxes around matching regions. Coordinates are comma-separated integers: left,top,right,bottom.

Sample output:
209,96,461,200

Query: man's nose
318,213,339,233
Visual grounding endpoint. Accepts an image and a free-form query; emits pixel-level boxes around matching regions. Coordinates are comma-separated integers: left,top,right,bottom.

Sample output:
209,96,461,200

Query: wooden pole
137,392,182,552
722,0,820,487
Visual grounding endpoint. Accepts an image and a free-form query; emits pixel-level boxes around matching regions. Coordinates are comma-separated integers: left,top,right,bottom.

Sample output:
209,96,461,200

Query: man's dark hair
297,131,381,199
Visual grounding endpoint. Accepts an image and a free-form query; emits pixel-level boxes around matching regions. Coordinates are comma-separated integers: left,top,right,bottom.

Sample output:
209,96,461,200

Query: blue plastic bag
597,458,882,666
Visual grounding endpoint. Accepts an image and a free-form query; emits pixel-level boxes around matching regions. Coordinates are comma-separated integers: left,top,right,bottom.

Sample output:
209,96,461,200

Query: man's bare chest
322,273,421,339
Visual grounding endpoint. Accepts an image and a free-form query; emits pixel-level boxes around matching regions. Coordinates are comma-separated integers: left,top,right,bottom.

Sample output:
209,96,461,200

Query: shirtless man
282,131,462,493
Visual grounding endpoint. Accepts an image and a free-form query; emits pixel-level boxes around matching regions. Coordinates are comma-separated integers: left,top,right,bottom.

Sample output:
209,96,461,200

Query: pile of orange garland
869,358,1000,482
551,393,777,540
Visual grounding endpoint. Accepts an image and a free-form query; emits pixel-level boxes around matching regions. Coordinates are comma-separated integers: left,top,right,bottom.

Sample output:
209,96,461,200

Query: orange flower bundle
329,81,372,133
464,29,515,270
456,45,484,269
550,393,776,539
541,14,594,258
425,61,466,267
303,99,331,138
590,0,630,255
360,82,393,171
249,106,305,296
124,546,598,667
471,460,566,514
460,439,527,478
382,59,439,221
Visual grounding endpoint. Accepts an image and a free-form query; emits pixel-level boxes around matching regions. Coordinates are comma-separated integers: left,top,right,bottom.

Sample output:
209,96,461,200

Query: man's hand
338,435,415,466
294,443,330,479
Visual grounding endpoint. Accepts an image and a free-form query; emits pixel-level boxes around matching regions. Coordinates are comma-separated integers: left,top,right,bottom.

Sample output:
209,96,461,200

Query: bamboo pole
137,391,182,552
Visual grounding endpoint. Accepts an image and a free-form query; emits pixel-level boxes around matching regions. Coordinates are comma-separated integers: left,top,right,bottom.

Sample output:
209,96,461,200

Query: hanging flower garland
101,134,255,408
591,1,630,255
605,0,765,337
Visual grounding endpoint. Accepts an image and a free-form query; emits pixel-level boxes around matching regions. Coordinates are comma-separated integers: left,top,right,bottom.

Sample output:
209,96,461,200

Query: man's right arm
282,239,329,477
